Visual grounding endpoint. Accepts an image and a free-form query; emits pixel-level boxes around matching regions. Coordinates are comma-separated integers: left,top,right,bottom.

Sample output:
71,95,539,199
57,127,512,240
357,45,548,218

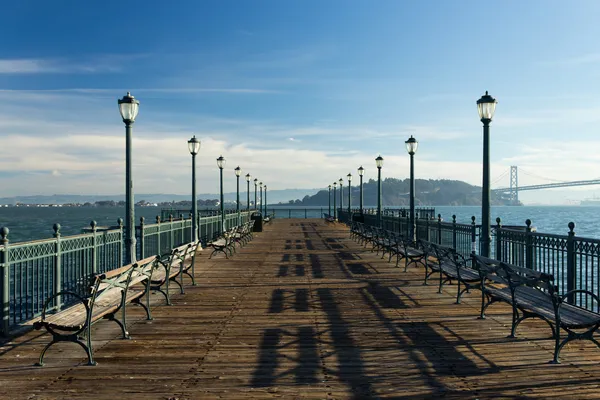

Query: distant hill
293,178,515,206
0,188,320,206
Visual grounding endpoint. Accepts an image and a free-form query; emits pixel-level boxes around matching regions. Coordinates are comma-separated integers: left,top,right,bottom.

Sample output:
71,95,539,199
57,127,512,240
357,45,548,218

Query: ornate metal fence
0,211,254,336
495,219,600,311
1,221,124,335
341,209,478,259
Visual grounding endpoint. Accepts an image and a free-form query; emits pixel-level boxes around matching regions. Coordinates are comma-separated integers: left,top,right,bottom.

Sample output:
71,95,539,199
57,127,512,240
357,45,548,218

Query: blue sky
1,0,600,203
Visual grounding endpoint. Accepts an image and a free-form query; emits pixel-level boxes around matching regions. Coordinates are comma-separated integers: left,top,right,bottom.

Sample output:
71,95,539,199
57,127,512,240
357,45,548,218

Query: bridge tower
509,166,519,205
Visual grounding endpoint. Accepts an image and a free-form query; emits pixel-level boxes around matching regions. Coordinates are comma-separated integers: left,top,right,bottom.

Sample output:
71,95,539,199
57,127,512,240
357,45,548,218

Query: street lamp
259,182,263,213
328,184,332,216
405,136,418,242
118,92,140,264
264,184,267,216
245,173,251,212
358,166,364,213
254,178,258,210
188,135,201,242
338,178,344,219
477,91,497,257
235,166,241,225
217,155,226,232
347,173,352,214
376,155,384,227
333,182,337,220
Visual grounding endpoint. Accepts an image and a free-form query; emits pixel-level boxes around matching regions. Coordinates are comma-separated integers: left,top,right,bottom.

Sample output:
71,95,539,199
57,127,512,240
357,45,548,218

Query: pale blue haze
1,1,600,204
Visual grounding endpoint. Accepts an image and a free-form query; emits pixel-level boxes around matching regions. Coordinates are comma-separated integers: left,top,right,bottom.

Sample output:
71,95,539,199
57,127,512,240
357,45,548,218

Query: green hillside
289,178,516,206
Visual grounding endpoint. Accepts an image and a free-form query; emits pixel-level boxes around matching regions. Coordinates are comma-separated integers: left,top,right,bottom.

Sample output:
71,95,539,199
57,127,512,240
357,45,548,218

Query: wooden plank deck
1,219,600,399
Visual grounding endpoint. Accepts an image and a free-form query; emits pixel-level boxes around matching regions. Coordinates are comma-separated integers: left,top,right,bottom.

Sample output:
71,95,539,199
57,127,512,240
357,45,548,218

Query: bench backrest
93,256,158,301
500,261,556,294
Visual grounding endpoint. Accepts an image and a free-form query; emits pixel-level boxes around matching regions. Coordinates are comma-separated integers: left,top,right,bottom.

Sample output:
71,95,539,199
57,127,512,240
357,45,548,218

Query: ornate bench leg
37,337,59,366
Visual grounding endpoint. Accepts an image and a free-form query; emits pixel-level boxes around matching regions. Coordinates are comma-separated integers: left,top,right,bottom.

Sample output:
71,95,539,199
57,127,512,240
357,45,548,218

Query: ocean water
0,205,599,243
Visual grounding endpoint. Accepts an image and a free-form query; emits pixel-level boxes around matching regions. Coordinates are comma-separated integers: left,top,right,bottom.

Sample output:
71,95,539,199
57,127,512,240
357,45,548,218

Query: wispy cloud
0,54,147,74
538,53,600,67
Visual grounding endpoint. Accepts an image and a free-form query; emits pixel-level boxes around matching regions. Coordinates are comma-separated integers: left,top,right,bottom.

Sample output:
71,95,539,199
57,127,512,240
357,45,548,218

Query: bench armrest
35,291,90,328
559,289,600,313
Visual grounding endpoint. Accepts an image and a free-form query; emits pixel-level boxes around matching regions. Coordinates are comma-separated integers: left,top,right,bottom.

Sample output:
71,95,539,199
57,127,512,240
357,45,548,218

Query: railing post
117,218,124,266
180,214,185,245
156,216,161,256
1,227,9,336
169,215,174,250
305,209,307,219
139,217,145,260
495,218,502,262
525,219,533,270
53,224,62,310
91,221,98,274
566,222,576,305
424,215,430,242
471,216,477,255
452,215,457,250
289,209,291,219
437,214,442,245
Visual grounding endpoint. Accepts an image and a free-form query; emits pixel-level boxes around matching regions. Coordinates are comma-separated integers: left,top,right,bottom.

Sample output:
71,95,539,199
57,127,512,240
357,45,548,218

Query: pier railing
0,222,124,336
339,209,478,258
341,208,598,312
0,210,253,336
495,219,599,310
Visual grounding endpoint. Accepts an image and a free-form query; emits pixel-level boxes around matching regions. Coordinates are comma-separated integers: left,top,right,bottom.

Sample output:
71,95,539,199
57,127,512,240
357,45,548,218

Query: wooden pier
1,219,599,399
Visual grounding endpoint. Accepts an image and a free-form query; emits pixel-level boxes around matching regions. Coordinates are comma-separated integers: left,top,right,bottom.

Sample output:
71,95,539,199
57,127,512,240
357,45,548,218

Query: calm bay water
0,205,599,243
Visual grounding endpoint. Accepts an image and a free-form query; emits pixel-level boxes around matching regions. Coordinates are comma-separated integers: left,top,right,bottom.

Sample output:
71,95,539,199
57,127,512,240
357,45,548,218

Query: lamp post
118,92,140,264
339,178,344,219
254,178,258,210
217,155,226,232
405,136,418,242
264,185,267,216
333,182,337,220
358,166,364,213
188,136,201,242
246,174,251,212
328,184,332,216
235,166,241,225
347,173,352,214
376,155,384,227
477,91,497,257
259,182,263,213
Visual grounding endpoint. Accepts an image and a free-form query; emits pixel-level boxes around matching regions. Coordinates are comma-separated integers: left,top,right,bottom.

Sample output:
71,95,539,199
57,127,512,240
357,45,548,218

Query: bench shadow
365,282,406,309
348,263,371,275
268,289,310,313
309,254,324,279
250,325,320,387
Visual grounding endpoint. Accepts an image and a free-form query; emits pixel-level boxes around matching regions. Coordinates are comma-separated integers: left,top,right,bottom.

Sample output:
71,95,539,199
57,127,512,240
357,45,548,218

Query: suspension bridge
491,166,600,205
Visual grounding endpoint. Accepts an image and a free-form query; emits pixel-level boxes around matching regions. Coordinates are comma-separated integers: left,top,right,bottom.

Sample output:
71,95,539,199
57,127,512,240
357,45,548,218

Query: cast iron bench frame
421,241,480,304
152,241,200,305
33,255,158,366
473,254,600,363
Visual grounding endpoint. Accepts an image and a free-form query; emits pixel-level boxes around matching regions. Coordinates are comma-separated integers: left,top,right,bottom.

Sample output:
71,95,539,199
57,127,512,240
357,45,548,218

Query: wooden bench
472,254,600,363
389,236,426,272
324,213,335,223
421,241,480,304
207,230,235,259
230,220,255,248
33,255,158,366
152,241,200,305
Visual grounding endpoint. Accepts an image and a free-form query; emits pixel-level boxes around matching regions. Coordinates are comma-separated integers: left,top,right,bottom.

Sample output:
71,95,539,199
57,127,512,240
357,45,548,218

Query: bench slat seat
33,255,158,366
473,254,600,363
152,241,200,305
421,241,481,303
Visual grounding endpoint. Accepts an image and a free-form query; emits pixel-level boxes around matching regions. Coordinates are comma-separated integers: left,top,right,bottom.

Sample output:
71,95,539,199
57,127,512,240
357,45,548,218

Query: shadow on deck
1,219,599,399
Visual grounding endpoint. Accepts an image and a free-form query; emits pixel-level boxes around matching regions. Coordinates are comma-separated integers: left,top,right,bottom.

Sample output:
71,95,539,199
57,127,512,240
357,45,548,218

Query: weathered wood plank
1,219,600,399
